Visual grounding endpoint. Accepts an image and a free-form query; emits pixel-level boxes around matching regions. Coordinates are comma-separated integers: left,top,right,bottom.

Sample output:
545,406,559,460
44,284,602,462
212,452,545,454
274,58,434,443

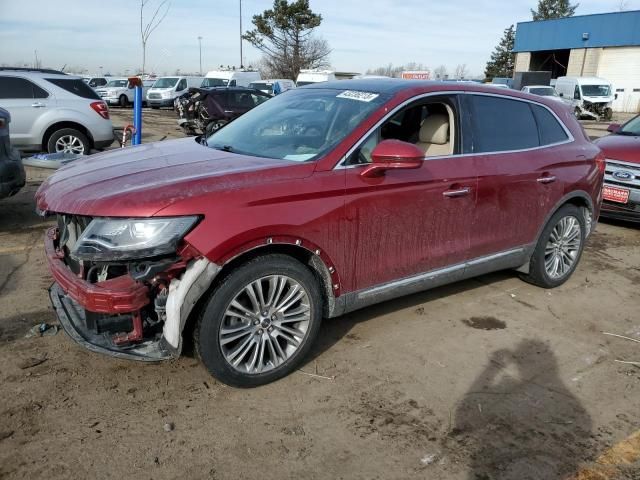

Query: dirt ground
1,108,639,480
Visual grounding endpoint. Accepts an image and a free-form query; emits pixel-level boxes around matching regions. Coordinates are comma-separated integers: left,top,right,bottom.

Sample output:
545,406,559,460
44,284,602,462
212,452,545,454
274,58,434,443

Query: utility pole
198,36,203,75
239,0,243,69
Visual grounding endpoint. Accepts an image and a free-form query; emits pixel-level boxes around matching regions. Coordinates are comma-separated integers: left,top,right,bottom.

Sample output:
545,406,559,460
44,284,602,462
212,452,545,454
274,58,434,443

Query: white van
248,79,295,95
201,70,261,88
146,76,204,108
555,76,615,120
296,70,336,86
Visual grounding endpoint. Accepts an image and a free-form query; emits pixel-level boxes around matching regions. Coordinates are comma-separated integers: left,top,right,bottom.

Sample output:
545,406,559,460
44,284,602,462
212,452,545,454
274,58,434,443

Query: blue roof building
513,11,640,112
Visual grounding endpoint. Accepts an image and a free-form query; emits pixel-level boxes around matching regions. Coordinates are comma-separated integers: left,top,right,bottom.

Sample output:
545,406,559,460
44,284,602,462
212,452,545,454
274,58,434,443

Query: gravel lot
1,108,638,479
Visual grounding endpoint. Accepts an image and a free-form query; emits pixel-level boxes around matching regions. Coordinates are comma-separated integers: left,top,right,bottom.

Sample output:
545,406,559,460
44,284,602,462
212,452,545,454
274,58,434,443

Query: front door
341,95,478,292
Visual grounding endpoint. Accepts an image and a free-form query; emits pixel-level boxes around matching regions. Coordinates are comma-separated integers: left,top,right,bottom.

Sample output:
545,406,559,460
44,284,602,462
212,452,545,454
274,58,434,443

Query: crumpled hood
594,134,640,164
36,137,311,217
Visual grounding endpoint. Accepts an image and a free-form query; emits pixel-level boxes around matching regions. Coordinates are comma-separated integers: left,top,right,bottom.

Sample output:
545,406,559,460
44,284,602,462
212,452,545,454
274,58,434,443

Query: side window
470,95,539,153
346,98,458,165
98,78,107,86
177,79,187,90
0,77,45,99
228,79,237,87
531,104,569,146
251,93,270,105
574,85,581,100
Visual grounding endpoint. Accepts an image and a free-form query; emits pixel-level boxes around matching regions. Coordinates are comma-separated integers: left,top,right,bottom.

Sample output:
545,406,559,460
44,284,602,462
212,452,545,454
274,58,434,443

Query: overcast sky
1,0,638,77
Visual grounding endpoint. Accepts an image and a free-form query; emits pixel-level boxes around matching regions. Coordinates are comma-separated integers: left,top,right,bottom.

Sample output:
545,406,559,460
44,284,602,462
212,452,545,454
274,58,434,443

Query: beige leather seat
416,114,451,156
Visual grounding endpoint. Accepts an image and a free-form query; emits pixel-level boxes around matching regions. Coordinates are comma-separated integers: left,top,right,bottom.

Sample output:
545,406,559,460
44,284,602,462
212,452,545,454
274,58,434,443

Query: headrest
419,114,449,145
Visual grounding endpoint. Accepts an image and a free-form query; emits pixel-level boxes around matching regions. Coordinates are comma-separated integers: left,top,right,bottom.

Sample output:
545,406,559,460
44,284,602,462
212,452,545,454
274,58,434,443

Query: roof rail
0,67,67,75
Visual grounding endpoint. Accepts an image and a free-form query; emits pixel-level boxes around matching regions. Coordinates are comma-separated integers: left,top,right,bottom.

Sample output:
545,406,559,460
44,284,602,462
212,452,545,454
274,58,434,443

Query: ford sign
612,170,635,181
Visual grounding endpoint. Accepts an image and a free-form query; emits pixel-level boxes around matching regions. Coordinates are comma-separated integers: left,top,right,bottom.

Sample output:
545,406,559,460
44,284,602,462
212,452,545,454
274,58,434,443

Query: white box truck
201,70,261,88
296,70,336,86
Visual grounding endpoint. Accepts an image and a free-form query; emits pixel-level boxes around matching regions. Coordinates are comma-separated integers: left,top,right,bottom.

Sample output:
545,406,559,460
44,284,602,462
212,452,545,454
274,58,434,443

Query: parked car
82,76,108,89
95,78,154,107
146,76,204,108
555,76,615,120
174,86,271,136
594,114,640,222
521,85,564,103
296,70,336,86
36,80,604,387
0,68,113,154
0,107,25,199
201,70,261,88
248,79,295,95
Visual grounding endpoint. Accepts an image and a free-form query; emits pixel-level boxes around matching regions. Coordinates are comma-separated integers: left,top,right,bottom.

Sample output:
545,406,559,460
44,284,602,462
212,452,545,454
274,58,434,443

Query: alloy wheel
55,135,85,154
544,216,582,279
219,275,311,374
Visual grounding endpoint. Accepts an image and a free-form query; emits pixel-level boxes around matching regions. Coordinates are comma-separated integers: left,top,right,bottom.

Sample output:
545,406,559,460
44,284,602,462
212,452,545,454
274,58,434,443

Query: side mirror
559,92,564,97
615,93,618,100
607,123,621,133
361,140,424,178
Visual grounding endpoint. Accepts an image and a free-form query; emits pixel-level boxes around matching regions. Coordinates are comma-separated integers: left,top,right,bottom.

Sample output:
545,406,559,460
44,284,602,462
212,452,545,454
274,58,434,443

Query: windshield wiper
211,144,234,152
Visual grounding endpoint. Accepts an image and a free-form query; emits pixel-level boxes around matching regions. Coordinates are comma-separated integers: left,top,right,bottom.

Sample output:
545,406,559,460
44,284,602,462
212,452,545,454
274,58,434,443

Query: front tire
195,254,323,387
119,95,129,107
520,204,585,288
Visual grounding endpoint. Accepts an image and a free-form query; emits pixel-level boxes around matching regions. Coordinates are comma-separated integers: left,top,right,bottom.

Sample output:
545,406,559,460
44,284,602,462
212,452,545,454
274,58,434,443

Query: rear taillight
90,101,110,120
595,151,606,176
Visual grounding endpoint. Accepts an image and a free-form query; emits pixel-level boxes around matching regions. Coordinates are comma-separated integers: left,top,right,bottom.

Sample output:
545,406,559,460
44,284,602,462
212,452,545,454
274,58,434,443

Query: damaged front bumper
50,283,175,361
44,226,220,361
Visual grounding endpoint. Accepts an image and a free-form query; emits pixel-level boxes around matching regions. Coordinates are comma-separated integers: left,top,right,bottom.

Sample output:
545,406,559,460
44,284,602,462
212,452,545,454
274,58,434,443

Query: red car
36,80,604,387
595,115,640,222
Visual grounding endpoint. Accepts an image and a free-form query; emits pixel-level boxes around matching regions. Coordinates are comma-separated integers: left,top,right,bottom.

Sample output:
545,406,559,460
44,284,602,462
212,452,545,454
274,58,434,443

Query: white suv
0,68,114,154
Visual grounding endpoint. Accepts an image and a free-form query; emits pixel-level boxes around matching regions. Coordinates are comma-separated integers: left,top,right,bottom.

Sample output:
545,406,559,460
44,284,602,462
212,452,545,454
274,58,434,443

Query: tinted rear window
45,78,101,99
470,95,539,152
531,104,569,145
0,77,49,99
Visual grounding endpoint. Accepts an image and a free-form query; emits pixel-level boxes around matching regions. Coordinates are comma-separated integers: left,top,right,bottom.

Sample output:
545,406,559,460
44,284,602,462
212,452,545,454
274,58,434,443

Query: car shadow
443,339,595,479
598,216,640,230
306,270,515,364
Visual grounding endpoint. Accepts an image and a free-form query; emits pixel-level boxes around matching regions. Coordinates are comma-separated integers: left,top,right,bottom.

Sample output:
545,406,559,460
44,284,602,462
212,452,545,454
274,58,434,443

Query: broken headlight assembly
70,216,199,261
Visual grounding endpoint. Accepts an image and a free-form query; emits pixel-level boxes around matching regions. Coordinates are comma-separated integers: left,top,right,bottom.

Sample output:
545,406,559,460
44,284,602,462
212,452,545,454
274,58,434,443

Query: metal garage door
597,47,640,113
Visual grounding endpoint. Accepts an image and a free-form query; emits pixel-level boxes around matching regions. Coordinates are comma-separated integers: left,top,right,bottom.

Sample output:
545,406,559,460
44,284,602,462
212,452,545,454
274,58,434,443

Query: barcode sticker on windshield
336,90,379,102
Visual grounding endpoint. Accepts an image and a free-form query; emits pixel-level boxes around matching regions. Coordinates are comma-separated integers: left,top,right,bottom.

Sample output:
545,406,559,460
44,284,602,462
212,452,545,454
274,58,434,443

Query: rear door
0,76,51,147
343,94,478,291
467,94,568,257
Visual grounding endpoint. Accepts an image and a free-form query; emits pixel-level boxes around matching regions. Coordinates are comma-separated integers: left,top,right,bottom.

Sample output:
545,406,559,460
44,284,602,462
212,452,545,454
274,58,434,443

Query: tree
484,25,515,79
243,0,331,80
531,0,578,20
433,65,448,80
454,64,469,79
140,0,170,78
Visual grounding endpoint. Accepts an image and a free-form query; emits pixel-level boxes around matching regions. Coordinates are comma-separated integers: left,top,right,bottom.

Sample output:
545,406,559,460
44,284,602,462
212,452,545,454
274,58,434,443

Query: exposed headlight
71,216,199,261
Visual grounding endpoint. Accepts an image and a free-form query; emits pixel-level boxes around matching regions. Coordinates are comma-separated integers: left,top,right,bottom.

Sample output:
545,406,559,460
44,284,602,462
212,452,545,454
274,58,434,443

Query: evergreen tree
243,0,331,80
484,25,515,79
531,0,578,20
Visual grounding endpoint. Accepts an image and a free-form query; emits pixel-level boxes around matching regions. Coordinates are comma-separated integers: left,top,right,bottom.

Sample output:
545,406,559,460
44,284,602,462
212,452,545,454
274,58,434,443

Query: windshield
249,82,272,94
202,78,230,88
206,88,387,161
581,84,611,97
153,77,179,88
106,79,128,88
620,115,640,136
529,87,557,96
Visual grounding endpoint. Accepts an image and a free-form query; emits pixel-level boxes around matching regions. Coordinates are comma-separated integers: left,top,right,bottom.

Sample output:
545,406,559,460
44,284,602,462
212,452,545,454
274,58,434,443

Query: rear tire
119,95,129,107
46,128,90,155
194,254,323,387
520,204,585,289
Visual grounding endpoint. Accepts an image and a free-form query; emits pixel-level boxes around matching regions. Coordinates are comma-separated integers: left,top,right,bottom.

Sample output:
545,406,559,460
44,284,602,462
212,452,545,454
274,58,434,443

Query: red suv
36,80,604,387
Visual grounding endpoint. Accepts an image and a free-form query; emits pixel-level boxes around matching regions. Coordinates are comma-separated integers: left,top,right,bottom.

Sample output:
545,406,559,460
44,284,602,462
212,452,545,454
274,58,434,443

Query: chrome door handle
31,102,46,108
537,176,556,184
443,187,470,198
